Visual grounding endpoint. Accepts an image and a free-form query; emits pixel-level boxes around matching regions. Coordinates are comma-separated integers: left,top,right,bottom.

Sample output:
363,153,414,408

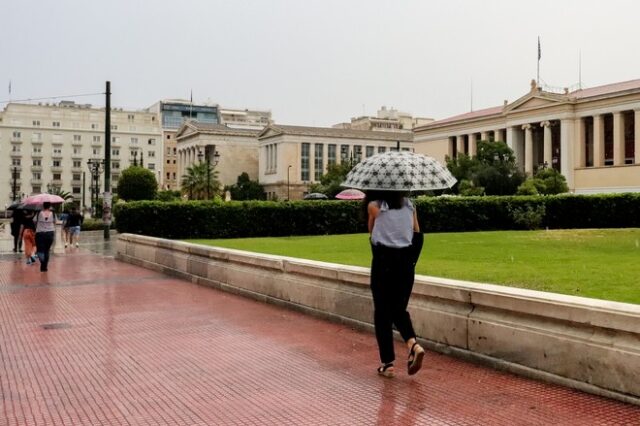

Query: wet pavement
0,239,639,425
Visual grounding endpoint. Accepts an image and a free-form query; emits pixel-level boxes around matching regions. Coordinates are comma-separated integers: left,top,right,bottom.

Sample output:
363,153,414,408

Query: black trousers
35,231,54,272
11,223,22,251
370,244,417,364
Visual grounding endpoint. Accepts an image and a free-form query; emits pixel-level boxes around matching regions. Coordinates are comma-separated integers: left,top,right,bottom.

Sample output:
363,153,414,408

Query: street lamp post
287,165,292,201
87,159,104,218
11,166,17,202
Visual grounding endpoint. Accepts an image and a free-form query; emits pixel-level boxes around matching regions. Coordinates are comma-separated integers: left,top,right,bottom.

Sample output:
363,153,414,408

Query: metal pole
82,171,85,211
287,165,291,201
206,157,210,199
103,81,111,239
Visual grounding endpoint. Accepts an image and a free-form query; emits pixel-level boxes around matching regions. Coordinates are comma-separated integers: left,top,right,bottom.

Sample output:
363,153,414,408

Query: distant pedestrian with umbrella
9,205,24,253
342,151,456,378
33,202,57,272
19,206,38,265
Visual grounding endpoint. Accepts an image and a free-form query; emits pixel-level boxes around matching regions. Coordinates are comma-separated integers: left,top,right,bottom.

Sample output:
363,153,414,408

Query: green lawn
187,229,640,305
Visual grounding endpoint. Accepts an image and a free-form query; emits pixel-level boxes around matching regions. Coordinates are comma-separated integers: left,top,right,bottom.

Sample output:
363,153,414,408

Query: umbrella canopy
21,193,66,205
335,188,365,200
16,203,41,211
342,151,457,191
7,202,21,210
303,192,329,200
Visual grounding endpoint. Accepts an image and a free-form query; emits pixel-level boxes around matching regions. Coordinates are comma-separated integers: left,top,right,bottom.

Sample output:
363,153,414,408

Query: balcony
10,137,22,144
30,178,42,185
31,151,43,158
50,166,63,173
51,178,62,185
10,151,22,157
91,141,102,147
30,165,43,172
31,139,43,145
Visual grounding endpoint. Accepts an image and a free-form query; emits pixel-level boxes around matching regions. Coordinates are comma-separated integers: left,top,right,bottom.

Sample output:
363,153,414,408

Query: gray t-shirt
370,198,414,248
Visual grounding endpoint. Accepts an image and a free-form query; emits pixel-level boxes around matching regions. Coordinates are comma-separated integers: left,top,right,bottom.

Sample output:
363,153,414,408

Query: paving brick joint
0,245,639,425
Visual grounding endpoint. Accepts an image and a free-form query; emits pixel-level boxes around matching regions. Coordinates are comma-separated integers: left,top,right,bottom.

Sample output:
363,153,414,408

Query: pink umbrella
22,193,66,205
335,188,365,200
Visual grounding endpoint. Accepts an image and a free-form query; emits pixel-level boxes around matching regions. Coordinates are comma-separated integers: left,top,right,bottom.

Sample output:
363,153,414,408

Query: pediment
175,122,198,139
505,92,568,113
257,125,283,140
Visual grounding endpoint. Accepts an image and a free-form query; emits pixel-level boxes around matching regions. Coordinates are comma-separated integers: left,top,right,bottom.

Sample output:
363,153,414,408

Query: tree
156,190,182,202
534,167,569,194
117,166,158,201
181,162,220,200
446,141,525,195
226,173,265,200
308,162,354,198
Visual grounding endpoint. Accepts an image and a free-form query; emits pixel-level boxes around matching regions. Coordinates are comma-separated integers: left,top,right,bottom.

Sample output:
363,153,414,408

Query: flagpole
537,36,541,86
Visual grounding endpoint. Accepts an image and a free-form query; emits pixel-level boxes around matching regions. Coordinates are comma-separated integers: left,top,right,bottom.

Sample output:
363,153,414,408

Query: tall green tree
226,172,265,200
446,141,525,195
117,166,158,201
181,162,220,200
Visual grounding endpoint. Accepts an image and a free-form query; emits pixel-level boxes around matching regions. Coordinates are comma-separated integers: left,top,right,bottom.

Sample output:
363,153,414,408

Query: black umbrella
16,203,41,211
303,193,329,200
7,202,21,211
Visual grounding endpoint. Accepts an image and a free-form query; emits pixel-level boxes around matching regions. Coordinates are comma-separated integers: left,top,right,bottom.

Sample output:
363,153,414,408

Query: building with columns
174,122,261,191
258,124,413,200
414,79,640,193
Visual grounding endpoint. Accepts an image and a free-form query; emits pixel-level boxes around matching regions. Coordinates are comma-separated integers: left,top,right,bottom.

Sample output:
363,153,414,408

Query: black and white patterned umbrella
341,151,457,191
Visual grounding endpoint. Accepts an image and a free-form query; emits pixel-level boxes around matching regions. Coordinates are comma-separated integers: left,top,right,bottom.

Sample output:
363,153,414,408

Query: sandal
407,342,425,375
377,362,395,378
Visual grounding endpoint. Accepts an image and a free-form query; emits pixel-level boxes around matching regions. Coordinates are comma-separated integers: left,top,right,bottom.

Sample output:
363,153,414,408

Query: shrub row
114,193,640,239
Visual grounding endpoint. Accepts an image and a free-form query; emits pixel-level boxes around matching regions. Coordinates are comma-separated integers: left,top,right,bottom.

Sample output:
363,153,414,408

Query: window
52,121,60,127
73,134,81,141
148,151,155,158
340,144,349,162
173,147,176,154
32,120,40,126
12,131,21,139
378,146,386,153
12,145,21,152
32,186,41,194
314,144,324,181
366,146,374,157
173,160,176,164
328,144,336,166
92,149,100,156
112,162,120,170
112,149,119,156
112,136,119,144
301,143,310,181
167,147,172,155
111,125,118,130
148,138,156,145
53,147,62,155
12,158,21,166
33,147,42,154
353,145,362,163
91,123,98,129
32,159,41,166
53,173,61,180
130,137,138,144
32,172,41,180
172,172,176,179
73,160,82,168
32,133,42,142
73,147,81,154
147,163,155,170
128,114,135,121
93,135,101,142
166,134,171,139
72,174,81,181
52,160,61,167
166,172,170,180
72,187,81,194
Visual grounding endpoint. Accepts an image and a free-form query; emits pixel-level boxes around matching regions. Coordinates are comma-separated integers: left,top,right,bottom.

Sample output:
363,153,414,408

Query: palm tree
181,162,220,200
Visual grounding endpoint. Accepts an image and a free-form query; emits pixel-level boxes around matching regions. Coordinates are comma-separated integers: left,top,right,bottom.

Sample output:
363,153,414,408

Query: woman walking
366,191,425,378
20,210,37,265
34,202,56,272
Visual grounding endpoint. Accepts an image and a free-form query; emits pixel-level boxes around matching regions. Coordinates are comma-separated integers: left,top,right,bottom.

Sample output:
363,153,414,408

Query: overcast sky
2,0,640,126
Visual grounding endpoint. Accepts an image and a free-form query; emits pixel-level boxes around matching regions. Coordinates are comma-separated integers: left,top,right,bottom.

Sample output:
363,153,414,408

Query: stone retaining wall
116,233,640,405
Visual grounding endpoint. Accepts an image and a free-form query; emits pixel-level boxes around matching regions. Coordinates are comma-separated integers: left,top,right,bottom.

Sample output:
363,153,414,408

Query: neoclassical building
258,124,413,200
414,79,640,193
175,122,261,189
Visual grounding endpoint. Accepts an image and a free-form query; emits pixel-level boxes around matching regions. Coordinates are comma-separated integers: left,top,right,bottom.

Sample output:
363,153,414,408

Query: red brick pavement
0,249,639,425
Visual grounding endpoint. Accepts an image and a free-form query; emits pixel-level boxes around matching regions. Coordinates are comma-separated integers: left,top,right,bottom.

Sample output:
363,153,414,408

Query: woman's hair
361,190,407,221
43,202,51,209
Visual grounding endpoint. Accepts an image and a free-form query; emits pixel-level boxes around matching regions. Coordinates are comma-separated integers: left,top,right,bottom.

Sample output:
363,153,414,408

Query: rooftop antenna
470,77,473,112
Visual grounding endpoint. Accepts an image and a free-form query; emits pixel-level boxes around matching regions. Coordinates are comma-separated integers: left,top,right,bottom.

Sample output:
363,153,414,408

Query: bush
114,193,640,238
117,166,158,201
81,217,116,230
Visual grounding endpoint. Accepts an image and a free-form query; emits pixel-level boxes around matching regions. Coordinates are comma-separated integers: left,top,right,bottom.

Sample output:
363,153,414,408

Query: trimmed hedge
114,194,640,239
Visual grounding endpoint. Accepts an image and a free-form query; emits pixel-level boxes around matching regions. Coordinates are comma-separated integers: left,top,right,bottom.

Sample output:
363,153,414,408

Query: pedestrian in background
64,206,83,248
34,202,56,272
20,210,37,265
10,208,24,253
365,190,425,378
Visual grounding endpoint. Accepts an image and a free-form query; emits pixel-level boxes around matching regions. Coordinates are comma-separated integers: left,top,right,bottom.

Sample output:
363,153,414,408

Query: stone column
541,121,553,167
522,124,533,175
613,111,624,166
560,119,575,190
576,118,586,168
593,114,604,167
456,135,465,156
635,110,640,165
481,131,488,141
468,133,477,157
494,129,503,142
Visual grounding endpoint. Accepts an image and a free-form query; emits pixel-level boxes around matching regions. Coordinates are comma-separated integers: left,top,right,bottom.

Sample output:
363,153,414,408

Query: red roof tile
570,78,640,99
430,105,503,126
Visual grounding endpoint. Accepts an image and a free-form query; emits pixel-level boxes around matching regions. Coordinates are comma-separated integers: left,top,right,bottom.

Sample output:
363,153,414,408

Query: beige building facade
414,79,640,193
175,122,261,191
0,101,162,207
336,106,434,133
258,125,413,200
219,108,272,130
